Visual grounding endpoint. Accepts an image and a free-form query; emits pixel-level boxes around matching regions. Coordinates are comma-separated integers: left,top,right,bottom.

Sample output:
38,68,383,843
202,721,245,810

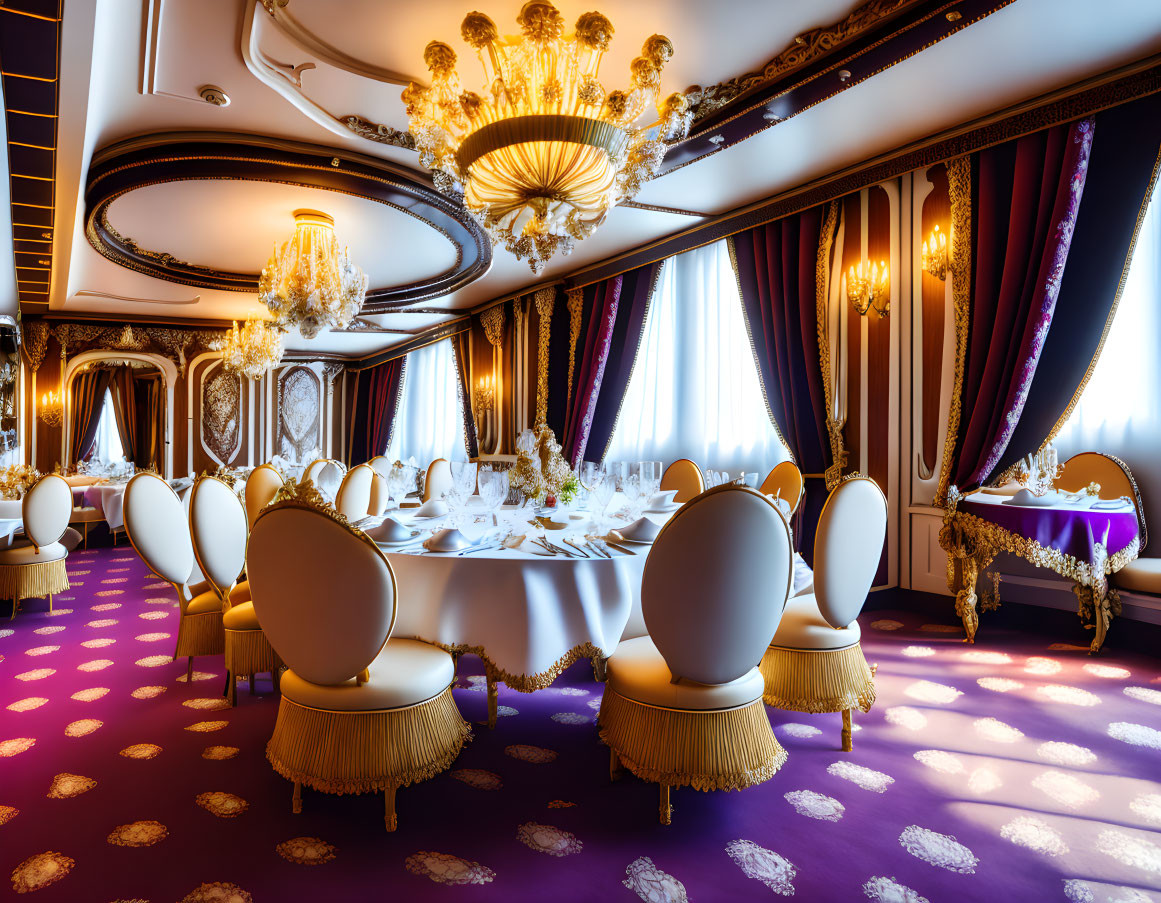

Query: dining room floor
2,546,1161,902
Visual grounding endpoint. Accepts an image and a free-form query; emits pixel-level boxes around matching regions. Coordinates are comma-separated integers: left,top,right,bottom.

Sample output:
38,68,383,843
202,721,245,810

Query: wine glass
622,469,643,518
589,472,615,531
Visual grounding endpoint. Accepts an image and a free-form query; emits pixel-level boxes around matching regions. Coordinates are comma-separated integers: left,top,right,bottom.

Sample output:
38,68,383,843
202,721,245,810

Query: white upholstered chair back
369,455,392,478
245,464,284,528
22,474,71,549
813,477,887,629
190,476,247,598
303,459,327,484
336,464,374,520
124,472,194,585
314,460,345,499
642,484,793,685
369,473,389,516
424,458,452,502
248,503,397,685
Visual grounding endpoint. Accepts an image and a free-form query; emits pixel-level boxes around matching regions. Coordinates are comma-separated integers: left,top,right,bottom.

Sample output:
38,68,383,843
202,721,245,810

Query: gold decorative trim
479,305,505,348
51,322,226,376
759,643,875,713
598,689,787,792
533,286,555,426
935,156,972,505
816,200,847,488
455,115,629,173
0,558,68,605
341,115,416,151
565,287,583,404
21,320,49,372
266,688,471,796
421,639,603,693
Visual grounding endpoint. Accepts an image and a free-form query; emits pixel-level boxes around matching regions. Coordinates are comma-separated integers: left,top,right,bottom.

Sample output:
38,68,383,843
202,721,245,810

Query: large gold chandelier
221,319,284,380
258,210,368,338
403,1,692,273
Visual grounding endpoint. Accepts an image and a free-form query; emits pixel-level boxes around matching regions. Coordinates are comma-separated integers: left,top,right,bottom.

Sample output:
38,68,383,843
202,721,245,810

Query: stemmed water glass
589,471,615,532
622,468,644,519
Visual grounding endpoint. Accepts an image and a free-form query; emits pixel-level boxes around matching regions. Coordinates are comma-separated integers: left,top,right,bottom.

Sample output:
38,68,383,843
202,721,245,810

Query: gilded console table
938,487,1140,653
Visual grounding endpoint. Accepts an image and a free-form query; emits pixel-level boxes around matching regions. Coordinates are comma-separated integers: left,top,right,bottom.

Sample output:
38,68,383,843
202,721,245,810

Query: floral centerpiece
0,464,40,500
1014,443,1062,498
508,425,579,505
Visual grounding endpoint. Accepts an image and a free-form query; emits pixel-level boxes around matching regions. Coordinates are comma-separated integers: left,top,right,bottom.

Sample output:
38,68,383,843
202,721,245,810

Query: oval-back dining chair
1057,452,1146,549
368,455,393,478
368,472,390,516
191,475,279,705
761,476,886,751
248,488,469,830
599,483,794,824
0,473,72,619
125,472,223,680
423,458,452,502
760,461,805,515
304,459,345,500
336,463,374,520
660,458,704,503
245,463,285,529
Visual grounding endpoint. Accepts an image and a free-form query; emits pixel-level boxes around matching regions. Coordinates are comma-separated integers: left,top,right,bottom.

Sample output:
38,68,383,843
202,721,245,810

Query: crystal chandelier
403,1,692,273
221,319,284,380
258,210,368,338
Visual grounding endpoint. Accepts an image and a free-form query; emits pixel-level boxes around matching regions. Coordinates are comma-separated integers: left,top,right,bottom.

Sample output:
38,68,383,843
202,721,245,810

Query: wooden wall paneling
920,165,951,477
867,185,893,586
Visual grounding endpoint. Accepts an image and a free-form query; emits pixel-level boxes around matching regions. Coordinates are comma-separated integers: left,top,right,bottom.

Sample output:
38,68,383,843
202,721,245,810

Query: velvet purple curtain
950,117,1094,491
730,206,831,558
561,262,663,466
349,357,405,463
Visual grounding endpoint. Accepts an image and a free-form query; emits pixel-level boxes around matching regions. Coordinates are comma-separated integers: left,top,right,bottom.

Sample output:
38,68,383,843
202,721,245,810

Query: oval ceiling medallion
84,134,491,311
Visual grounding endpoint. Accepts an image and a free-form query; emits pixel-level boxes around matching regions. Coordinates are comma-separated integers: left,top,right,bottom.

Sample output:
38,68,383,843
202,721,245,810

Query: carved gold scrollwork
22,321,49,372
342,115,417,151
533,287,555,426
203,368,241,464
48,322,225,376
565,287,583,404
480,306,505,348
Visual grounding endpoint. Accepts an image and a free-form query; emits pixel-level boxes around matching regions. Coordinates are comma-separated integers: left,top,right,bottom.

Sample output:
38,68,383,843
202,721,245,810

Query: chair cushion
186,590,224,616
770,593,861,651
223,600,261,630
69,506,105,523
0,541,67,565
606,636,765,711
1115,558,1161,594
230,581,250,604
279,639,454,712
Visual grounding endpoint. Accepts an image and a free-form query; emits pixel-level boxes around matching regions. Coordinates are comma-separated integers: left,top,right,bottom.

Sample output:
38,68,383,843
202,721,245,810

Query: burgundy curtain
950,117,1094,491
133,374,163,469
69,369,112,462
111,368,138,463
561,261,663,466
731,206,831,558
349,357,405,464
451,331,479,458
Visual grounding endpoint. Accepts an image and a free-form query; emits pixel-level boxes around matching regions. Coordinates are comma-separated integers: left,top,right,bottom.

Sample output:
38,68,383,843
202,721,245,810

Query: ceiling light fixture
258,210,368,338
403,1,692,273
221,319,284,380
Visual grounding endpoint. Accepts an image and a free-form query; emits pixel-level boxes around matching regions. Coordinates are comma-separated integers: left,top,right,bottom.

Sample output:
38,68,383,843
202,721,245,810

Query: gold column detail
533,287,555,426
935,156,973,506
480,306,505,349
565,287,583,404
479,305,505,454
816,199,847,489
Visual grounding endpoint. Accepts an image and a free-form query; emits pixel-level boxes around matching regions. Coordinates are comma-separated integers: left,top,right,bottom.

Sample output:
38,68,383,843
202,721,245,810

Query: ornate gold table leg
955,556,980,643
659,784,672,826
486,671,498,729
591,653,608,683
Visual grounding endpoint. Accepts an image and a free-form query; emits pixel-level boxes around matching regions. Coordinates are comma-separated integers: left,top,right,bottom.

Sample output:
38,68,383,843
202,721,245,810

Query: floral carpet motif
2,547,1161,901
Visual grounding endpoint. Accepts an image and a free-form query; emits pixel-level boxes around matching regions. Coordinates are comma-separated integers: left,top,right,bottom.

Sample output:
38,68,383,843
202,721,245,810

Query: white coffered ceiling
35,0,1161,356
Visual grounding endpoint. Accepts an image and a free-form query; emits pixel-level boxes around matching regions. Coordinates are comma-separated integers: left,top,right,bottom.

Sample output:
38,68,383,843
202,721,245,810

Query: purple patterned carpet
2,546,1161,902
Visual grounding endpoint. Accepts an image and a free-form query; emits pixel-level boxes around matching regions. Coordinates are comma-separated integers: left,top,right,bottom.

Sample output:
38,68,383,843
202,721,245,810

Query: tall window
385,338,468,464
605,240,790,473
92,388,125,463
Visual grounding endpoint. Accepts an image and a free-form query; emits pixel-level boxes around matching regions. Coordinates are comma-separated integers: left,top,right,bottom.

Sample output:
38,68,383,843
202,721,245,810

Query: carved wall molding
202,365,243,465
276,365,322,463
480,305,505,348
342,115,416,151
22,322,49,372
533,287,556,427
47,322,225,376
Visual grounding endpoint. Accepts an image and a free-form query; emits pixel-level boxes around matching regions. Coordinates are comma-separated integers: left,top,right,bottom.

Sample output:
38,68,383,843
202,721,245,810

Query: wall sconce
847,259,890,318
39,389,63,428
473,374,495,415
921,224,948,281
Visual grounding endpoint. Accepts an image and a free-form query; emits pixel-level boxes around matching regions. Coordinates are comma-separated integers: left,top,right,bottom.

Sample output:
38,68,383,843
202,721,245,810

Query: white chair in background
247,484,470,831
305,458,345,500
124,472,223,680
599,483,794,824
245,463,285,529
423,458,452,502
0,474,72,619
335,463,374,520
660,458,704,503
191,475,280,705
761,476,886,751
368,472,390,516
368,455,393,478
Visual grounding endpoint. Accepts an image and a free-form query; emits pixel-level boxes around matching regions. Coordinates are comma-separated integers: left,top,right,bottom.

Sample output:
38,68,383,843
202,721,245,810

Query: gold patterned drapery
565,287,584,404
533,287,556,426
815,199,847,489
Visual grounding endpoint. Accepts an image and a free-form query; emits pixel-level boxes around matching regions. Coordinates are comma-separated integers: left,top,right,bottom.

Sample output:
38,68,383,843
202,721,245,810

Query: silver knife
605,539,637,555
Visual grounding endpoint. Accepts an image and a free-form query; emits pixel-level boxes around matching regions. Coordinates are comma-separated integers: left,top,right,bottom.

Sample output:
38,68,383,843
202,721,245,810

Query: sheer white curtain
385,338,468,465
1057,178,1160,525
92,388,125,463
605,239,790,473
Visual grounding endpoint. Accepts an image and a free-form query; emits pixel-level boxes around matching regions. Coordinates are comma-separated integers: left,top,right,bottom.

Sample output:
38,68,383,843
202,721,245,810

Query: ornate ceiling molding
84,134,492,311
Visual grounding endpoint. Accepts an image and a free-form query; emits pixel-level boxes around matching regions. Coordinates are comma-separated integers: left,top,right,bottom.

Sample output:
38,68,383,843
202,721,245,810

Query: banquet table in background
939,488,1140,652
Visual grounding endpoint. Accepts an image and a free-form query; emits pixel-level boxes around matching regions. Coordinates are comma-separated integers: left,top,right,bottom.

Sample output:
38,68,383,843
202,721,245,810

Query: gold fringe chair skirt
760,642,876,714
0,558,68,601
598,689,787,792
225,628,281,677
173,610,224,659
266,687,471,795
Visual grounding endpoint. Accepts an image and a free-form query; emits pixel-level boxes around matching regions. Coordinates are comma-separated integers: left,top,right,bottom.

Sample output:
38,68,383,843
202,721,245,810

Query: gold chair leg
610,747,623,782
384,786,398,832
659,784,672,825
292,781,302,814
186,656,194,683
486,672,498,729
48,593,53,614
841,709,853,752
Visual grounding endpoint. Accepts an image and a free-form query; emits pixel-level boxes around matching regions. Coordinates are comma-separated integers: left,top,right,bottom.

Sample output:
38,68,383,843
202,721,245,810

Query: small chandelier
921,224,948,281
847,259,890,319
258,210,368,338
39,388,63,428
221,319,284,380
403,1,692,273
